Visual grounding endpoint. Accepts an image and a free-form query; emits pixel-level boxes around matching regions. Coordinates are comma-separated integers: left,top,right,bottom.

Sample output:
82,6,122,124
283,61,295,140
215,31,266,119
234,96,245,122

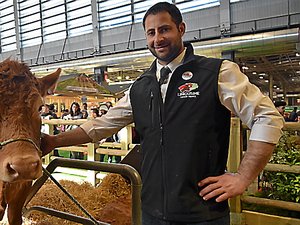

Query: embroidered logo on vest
177,83,200,98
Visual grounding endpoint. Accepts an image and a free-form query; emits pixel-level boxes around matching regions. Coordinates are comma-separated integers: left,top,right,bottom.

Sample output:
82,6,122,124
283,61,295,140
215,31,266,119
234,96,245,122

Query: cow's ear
38,68,61,97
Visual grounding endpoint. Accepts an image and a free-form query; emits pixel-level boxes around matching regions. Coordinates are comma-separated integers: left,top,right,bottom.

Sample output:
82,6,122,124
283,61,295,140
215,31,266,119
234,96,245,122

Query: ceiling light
296,53,300,57
117,76,122,80
252,72,257,75
125,76,130,79
242,66,249,70
264,80,269,83
259,76,264,79
194,31,298,50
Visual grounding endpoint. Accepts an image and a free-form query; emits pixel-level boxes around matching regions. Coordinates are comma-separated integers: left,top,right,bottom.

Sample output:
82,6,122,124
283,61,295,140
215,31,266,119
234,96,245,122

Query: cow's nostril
6,163,18,177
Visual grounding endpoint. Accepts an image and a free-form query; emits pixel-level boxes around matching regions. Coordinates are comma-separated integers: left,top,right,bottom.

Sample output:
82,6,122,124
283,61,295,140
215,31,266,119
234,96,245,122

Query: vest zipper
149,91,154,111
158,87,168,219
158,93,164,146
149,91,154,128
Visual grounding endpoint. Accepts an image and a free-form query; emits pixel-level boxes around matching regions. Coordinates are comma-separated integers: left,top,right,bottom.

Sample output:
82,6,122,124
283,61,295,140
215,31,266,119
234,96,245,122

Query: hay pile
26,174,132,225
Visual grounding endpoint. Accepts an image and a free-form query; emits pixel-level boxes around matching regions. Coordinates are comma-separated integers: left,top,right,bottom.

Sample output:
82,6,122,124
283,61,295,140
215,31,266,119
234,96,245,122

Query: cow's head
0,59,60,182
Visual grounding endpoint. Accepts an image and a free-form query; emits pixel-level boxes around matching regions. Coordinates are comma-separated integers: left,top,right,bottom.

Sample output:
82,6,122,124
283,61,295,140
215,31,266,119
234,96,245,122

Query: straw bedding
25,173,132,225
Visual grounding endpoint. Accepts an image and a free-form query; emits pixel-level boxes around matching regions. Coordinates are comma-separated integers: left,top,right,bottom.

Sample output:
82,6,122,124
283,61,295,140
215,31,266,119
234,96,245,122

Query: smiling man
41,2,284,225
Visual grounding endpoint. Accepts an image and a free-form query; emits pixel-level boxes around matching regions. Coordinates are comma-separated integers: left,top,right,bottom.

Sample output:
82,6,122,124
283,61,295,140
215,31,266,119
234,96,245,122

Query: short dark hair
142,2,183,29
91,108,99,117
49,103,55,111
274,100,286,107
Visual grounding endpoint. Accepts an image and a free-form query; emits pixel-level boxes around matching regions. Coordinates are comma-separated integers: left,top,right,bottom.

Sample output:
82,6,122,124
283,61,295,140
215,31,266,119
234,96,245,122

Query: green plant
262,132,300,203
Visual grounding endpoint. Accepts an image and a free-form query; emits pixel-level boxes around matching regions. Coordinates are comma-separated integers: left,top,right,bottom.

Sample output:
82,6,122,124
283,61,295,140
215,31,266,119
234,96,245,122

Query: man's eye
147,31,155,36
161,28,169,33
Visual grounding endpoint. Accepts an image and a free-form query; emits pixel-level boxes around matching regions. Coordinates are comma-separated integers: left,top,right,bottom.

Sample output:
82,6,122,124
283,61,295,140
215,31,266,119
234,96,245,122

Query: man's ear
38,68,61,97
179,22,186,37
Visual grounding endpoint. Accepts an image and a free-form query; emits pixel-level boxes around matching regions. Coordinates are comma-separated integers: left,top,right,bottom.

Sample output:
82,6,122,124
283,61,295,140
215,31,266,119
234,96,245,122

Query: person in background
40,104,58,127
65,102,84,159
61,109,69,119
82,102,89,119
289,106,298,122
99,104,109,116
60,109,70,132
283,111,290,122
82,110,88,119
91,108,100,119
274,100,287,117
48,103,59,135
274,100,290,122
40,104,59,156
106,101,113,109
48,104,58,119
40,104,52,134
41,2,284,224
97,104,114,162
67,102,83,120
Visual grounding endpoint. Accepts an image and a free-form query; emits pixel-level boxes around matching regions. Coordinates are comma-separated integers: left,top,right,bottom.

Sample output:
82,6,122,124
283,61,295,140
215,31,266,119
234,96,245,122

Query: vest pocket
149,91,154,128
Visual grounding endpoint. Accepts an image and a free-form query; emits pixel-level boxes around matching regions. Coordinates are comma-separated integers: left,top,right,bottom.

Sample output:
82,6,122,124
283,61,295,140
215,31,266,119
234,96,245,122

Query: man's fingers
199,182,220,197
215,193,230,202
201,186,224,201
198,174,241,202
198,176,220,187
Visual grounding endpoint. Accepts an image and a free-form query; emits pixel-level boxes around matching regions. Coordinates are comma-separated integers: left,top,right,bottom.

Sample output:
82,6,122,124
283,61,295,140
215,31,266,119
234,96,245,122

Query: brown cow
0,59,60,225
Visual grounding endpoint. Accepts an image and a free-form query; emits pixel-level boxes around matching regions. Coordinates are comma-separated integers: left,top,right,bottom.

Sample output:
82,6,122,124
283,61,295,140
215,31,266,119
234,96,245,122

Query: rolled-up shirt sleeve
80,90,134,142
218,60,284,144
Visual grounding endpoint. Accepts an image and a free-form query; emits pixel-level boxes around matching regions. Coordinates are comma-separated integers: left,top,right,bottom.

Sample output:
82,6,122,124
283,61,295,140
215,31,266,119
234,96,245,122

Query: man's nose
154,33,164,44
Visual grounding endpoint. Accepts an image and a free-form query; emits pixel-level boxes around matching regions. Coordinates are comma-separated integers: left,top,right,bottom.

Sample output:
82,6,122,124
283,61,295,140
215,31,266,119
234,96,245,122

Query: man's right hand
40,127,93,157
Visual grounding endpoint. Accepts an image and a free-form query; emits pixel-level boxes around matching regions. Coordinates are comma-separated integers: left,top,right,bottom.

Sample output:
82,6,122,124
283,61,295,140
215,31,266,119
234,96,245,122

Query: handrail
42,118,87,125
242,196,300,213
264,163,300,174
24,158,142,225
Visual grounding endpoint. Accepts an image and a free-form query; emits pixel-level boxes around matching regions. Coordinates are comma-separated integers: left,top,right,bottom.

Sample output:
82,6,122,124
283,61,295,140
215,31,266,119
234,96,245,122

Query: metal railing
23,158,142,225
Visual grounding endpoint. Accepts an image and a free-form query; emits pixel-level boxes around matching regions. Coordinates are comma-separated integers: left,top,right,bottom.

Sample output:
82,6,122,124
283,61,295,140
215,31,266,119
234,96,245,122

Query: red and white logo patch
177,83,200,98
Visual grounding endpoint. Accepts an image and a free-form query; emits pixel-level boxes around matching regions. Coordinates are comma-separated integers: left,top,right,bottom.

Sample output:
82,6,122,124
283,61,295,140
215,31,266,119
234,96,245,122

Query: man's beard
148,44,181,64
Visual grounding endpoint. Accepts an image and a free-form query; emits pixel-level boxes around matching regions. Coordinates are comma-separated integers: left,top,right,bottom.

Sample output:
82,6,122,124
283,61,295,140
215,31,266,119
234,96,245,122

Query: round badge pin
182,71,193,80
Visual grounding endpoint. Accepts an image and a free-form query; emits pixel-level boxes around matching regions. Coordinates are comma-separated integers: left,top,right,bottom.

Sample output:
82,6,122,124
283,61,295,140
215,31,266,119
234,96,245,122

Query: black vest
130,44,231,222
